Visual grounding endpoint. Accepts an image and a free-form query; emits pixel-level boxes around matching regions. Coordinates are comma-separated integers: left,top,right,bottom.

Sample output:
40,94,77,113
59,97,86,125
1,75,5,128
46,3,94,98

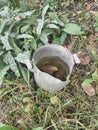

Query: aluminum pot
25,44,79,91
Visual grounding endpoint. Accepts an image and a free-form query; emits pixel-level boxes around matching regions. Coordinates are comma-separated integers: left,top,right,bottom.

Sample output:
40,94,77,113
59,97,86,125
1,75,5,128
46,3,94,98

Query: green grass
0,0,98,130
0,76,98,129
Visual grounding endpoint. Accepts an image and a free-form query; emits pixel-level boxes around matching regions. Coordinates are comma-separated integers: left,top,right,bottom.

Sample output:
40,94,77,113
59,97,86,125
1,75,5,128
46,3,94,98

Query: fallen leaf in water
78,53,90,65
50,96,58,105
82,84,95,96
54,70,63,80
40,65,58,75
14,16,21,21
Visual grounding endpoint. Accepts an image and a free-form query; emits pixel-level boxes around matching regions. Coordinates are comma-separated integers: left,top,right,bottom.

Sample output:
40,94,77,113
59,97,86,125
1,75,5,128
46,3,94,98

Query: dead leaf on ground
95,32,98,36
82,84,95,96
50,96,58,105
88,33,98,49
14,16,21,21
72,12,77,17
40,65,58,75
84,2,92,10
78,53,90,65
89,42,95,49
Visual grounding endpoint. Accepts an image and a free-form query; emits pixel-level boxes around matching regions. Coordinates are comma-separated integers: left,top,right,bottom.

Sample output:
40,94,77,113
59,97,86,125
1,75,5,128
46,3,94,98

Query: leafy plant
63,23,84,35
91,50,98,65
81,69,98,96
93,16,98,32
82,70,98,89
9,0,20,8
0,126,17,130
0,6,33,85
0,122,18,130
0,4,83,86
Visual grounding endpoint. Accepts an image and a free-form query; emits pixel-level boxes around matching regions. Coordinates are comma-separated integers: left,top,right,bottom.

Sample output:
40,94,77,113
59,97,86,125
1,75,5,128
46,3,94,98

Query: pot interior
33,45,74,81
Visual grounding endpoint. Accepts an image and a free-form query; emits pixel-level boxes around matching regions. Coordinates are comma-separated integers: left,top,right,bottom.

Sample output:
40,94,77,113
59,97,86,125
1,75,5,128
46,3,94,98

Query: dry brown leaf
14,16,21,21
50,96,58,105
83,85,95,96
61,2,66,7
72,11,77,16
84,2,92,10
95,32,98,36
40,65,58,75
89,35,96,49
88,33,98,49
78,53,90,65
89,41,95,49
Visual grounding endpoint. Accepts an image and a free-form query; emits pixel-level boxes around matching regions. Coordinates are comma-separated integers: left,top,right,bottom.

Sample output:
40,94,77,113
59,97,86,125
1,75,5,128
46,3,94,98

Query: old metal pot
25,44,79,91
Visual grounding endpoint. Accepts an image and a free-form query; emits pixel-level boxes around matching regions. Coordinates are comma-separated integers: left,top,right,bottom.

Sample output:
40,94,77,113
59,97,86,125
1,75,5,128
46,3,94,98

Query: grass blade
43,106,50,128
51,119,58,130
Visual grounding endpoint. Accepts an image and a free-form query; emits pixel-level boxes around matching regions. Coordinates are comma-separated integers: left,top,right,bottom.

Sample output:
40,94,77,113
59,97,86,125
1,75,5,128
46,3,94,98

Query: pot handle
24,59,34,73
72,54,81,64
